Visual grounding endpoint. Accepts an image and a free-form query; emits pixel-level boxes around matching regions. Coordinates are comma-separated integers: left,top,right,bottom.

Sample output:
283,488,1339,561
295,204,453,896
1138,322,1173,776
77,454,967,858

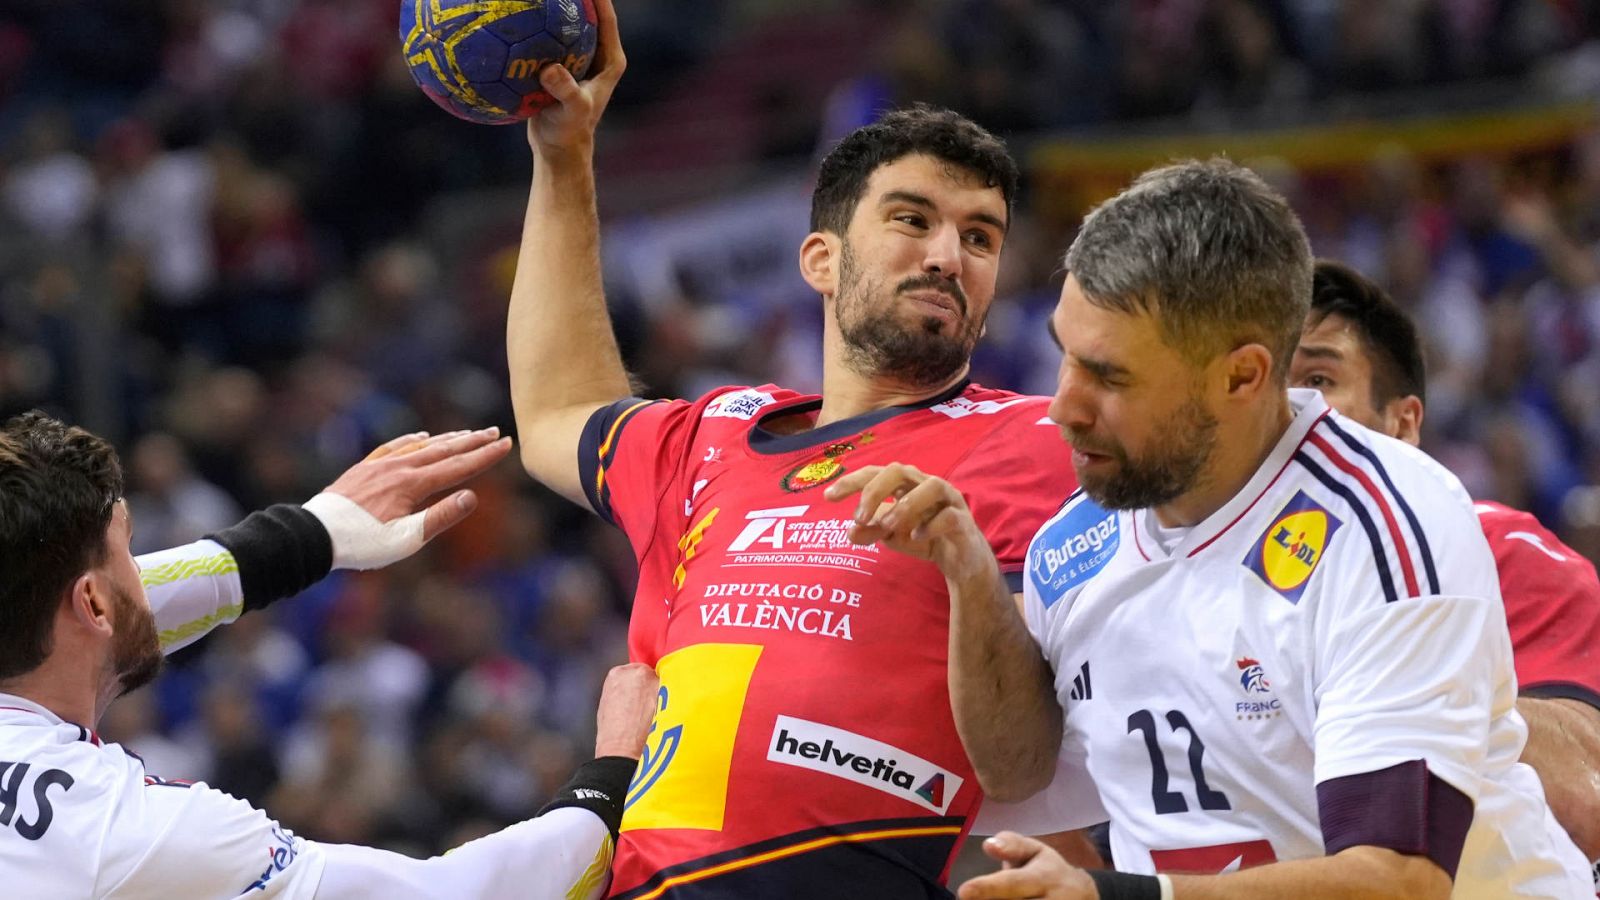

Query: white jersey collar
0,691,103,745
1130,389,1329,561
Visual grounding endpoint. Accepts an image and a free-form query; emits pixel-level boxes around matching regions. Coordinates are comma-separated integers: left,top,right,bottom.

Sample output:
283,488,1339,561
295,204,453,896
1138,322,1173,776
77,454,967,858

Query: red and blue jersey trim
1291,419,1439,603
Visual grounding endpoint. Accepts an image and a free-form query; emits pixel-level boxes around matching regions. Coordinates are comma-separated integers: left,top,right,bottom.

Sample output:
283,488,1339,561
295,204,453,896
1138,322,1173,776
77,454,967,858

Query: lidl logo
1245,491,1342,604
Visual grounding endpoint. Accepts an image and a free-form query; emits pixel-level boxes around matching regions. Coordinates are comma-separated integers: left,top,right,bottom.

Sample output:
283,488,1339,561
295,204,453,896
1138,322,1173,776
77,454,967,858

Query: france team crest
1246,490,1342,604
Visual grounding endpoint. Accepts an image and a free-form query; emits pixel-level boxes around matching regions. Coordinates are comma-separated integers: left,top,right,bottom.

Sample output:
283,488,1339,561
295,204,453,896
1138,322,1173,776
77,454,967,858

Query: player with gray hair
829,158,1592,899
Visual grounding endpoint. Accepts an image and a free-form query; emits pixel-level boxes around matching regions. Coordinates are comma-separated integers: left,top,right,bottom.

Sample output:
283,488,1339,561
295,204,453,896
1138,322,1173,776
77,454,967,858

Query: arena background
2,0,1598,881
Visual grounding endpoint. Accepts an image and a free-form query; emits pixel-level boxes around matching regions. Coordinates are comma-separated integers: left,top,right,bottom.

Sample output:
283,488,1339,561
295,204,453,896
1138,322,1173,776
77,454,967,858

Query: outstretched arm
312,664,658,900
147,428,510,652
825,464,1063,802
507,0,635,505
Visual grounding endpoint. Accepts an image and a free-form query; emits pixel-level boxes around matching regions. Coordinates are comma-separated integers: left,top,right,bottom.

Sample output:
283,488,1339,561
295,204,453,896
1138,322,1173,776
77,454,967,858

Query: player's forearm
146,505,333,653
507,148,632,495
1168,846,1451,900
1518,695,1600,858
946,560,1062,802
313,807,612,900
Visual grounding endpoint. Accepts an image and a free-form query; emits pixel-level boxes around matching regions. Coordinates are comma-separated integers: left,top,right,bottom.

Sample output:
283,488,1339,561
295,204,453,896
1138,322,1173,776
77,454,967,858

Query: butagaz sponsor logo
1029,499,1119,604
767,716,963,814
723,506,880,574
928,395,1033,419
1234,656,1282,719
704,390,775,420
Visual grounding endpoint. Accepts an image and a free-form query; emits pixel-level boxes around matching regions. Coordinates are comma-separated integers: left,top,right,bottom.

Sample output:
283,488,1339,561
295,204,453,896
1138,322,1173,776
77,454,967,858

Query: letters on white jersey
1018,391,1591,898
0,696,324,899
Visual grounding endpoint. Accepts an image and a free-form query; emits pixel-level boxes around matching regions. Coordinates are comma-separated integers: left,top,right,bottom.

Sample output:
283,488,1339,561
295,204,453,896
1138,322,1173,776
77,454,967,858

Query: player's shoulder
923,383,1052,421
1297,413,1475,530
666,384,812,432
1291,413,1491,602
1026,490,1121,610
1470,500,1542,538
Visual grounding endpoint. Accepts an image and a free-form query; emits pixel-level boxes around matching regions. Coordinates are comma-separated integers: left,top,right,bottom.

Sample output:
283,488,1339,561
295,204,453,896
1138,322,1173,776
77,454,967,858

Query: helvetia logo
767,715,963,814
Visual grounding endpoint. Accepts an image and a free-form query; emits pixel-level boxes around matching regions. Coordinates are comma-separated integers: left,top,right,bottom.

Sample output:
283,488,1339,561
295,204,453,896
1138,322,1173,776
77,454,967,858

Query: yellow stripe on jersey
158,602,244,648
140,552,239,588
628,825,964,900
594,400,655,499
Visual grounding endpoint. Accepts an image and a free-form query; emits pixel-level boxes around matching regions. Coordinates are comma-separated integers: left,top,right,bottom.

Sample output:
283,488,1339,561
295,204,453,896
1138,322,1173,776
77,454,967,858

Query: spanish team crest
1245,490,1342,604
780,432,874,492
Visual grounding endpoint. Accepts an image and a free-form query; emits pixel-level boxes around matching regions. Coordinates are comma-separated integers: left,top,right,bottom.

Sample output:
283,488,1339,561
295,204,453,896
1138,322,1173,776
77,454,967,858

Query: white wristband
302,492,426,570
1157,873,1174,900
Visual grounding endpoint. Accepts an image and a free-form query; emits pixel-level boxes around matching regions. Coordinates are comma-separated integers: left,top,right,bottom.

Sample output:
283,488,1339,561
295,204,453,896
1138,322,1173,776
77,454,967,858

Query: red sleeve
1478,504,1600,710
947,407,1079,592
578,396,699,554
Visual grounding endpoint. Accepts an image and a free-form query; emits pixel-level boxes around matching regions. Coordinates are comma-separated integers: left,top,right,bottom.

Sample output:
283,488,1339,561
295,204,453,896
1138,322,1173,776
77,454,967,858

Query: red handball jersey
576,382,1077,899
1474,501,1600,709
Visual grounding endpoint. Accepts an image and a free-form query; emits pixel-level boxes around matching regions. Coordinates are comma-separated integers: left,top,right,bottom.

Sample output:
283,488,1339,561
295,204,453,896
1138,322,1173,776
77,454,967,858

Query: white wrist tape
302,491,426,570
1157,873,1174,900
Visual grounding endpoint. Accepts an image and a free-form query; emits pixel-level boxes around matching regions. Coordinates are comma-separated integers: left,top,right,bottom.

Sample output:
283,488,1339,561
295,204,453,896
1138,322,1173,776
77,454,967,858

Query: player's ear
799,232,837,298
1388,394,1424,446
66,572,114,636
1219,342,1274,401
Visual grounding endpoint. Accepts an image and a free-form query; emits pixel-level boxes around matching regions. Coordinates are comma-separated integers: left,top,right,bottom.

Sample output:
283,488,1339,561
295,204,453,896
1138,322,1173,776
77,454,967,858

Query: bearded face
833,239,985,388
110,580,162,698
1066,385,1220,510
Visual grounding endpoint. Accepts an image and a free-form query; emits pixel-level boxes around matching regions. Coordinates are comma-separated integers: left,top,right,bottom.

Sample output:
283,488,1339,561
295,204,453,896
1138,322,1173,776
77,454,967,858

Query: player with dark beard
502,1,1081,895
0,411,664,899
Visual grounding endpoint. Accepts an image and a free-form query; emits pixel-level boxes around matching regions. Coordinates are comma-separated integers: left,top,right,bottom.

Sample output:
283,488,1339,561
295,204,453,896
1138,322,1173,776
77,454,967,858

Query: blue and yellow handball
399,0,597,125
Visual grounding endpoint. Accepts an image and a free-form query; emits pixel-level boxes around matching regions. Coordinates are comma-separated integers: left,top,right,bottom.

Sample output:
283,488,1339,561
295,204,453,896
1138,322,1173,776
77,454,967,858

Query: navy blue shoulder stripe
1294,451,1401,605
1322,418,1439,594
1058,487,1084,512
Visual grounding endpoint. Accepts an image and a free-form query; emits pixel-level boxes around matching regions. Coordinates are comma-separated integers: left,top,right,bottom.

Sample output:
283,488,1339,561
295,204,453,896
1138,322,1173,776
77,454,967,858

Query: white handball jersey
1020,390,1590,899
0,694,329,898
0,539,617,899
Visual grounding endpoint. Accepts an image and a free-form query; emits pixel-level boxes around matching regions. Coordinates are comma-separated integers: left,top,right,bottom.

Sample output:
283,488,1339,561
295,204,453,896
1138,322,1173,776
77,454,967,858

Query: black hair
810,104,1018,235
0,412,123,680
1309,260,1427,405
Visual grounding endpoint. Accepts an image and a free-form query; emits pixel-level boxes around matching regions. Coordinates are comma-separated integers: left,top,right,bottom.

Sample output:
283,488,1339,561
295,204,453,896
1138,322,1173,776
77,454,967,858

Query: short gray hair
1065,158,1312,381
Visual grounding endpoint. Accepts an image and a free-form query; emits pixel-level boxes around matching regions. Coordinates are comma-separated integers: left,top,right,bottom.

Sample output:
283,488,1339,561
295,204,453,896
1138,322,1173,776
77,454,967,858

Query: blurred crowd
2,0,1599,857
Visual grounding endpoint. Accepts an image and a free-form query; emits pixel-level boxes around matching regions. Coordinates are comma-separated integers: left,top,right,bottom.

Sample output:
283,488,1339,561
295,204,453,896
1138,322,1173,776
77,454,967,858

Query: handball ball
399,0,598,125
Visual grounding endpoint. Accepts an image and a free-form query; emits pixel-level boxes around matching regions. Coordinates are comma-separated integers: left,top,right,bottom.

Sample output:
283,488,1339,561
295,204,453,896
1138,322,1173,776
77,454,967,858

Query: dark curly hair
0,412,124,680
809,104,1019,236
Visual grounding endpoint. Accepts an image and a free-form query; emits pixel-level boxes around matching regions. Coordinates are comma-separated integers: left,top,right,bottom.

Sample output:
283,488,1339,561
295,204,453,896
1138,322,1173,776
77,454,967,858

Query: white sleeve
138,539,245,654
1309,515,1508,798
312,807,614,900
101,779,326,899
